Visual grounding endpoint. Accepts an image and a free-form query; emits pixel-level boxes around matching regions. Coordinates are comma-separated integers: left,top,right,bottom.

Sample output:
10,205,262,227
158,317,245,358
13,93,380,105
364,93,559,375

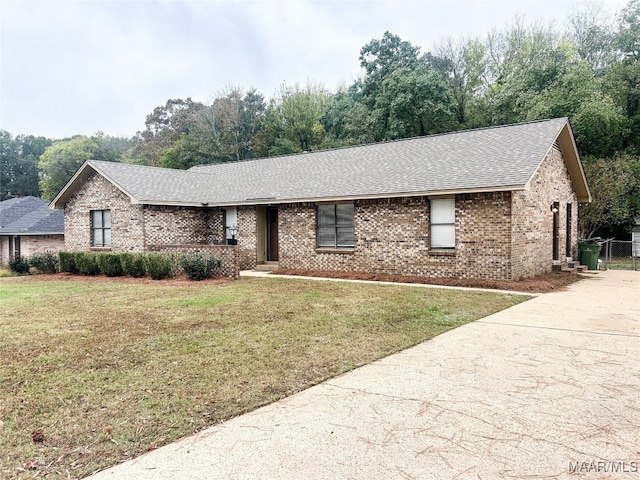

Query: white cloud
0,0,628,139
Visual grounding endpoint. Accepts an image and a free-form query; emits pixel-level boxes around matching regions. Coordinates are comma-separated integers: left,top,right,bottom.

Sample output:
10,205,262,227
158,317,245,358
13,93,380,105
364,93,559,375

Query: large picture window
92,209,112,247
317,204,354,248
430,198,455,249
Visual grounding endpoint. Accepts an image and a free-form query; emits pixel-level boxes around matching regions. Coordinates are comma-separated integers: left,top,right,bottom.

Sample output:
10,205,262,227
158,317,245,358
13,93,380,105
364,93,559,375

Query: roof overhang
0,231,64,236
556,122,591,203
50,161,135,209
128,184,527,208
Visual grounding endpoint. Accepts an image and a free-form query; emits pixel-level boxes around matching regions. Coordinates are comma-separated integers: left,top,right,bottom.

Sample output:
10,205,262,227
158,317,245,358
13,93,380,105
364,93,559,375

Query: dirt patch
271,269,583,293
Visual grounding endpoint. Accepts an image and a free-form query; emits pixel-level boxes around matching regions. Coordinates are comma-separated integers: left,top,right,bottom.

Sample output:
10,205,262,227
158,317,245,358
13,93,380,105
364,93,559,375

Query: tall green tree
262,82,333,155
38,134,125,200
0,131,51,200
130,98,206,166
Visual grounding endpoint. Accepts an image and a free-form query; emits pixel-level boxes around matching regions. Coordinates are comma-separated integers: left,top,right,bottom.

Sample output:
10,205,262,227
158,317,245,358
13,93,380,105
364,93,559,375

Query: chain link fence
599,239,639,271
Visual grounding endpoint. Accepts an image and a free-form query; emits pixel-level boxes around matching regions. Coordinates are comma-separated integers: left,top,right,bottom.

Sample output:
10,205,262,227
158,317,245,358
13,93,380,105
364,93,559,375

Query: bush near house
8,256,29,274
145,253,175,280
74,252,101,276
96,253,124,277
179,252,222,280
59,251,78,273
29,252,59,274
119,253,147,278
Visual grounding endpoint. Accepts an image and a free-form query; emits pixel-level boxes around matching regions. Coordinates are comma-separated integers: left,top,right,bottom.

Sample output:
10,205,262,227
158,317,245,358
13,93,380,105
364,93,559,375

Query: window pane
336,204,354,226
337,226,354,247
318,226,335,247
104,228,112,246
103,210,111,228
92,210,102,228
431,225,455,248
318,205,335,227
431,198,455,224
93,229,103,246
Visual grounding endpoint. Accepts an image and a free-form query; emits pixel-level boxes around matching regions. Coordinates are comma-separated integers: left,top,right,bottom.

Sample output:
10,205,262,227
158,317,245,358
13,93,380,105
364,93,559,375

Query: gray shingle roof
0,196,64,235
53,118,590,207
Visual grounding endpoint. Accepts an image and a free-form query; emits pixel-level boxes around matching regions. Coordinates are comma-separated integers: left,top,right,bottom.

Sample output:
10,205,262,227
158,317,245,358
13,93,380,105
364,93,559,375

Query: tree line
1,0,638,238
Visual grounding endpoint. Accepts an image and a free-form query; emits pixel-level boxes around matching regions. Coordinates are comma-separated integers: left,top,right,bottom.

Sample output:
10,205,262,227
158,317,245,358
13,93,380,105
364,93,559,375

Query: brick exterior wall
64,172,145,252
511,145,578,279
62,172,237,275
61,146,579,281
277,193,513,280
0,235,65,266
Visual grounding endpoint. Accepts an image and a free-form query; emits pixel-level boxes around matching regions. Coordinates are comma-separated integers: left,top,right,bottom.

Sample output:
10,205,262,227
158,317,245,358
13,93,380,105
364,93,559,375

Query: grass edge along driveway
0,275,529,479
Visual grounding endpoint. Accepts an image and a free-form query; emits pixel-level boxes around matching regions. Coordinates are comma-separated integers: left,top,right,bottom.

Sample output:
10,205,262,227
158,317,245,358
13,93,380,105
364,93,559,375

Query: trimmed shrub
179,253,222,281
9,256,30,274
75,252,101,275
120,253,146,278
59,251,78,273
29,252,59,274
96,253,123,277
145,253,175,280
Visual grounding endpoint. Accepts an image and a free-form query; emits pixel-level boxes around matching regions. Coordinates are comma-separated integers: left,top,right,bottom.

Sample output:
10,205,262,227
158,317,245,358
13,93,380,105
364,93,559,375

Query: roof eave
558,122,591,203
50,161,137,209
0,231,64,236
132,184,527,208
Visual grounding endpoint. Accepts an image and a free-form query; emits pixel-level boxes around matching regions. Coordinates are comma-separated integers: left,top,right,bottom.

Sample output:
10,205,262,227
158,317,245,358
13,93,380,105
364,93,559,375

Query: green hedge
29,252,59,274
8,256,29,274
119,253,147,278
179,252,221,281
96,253,123,277
75,252,101,276
59,251,78,273
145,253,175,280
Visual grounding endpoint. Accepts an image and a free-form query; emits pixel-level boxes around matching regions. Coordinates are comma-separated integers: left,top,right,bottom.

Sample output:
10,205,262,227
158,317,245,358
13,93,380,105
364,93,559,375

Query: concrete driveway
88,270,640,479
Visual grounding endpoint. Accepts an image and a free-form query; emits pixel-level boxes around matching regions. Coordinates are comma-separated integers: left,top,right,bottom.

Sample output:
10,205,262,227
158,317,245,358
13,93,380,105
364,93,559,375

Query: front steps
254,261,279,272
552,258,587,273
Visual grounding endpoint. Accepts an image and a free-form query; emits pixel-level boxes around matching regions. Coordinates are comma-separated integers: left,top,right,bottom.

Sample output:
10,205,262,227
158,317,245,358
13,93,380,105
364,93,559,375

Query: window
92,210,111,247
430,198,455,249
317,204,354,248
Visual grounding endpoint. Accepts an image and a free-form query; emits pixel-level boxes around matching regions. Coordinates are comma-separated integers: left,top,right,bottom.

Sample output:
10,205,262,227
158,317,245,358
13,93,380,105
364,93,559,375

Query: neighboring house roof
51,118,591,209
0,196,65,235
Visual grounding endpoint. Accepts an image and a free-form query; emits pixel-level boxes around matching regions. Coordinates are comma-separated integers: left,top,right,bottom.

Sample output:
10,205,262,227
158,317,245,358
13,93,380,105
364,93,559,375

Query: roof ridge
190,117,568,171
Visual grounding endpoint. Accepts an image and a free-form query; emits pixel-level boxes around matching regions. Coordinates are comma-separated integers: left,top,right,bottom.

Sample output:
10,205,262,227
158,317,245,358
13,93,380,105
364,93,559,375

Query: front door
267,207,279,261
552,202,560,261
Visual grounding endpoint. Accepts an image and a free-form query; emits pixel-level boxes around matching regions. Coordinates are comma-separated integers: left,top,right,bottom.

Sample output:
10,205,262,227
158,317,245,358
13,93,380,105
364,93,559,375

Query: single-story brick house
51,118,590,280
0,196,65,266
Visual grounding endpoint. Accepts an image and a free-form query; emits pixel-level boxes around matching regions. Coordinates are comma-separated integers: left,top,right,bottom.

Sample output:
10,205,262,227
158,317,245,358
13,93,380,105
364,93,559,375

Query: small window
92,210,112,247
430,198,455,249
317,204,354,248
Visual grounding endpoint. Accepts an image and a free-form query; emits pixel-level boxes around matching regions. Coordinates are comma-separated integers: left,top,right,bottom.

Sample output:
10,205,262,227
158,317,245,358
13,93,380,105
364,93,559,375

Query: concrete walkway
88,270,640,480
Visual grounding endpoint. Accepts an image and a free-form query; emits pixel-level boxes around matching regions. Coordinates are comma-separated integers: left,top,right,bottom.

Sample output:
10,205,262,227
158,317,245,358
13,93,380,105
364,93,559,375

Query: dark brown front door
267,207,279,261
552,201,560,261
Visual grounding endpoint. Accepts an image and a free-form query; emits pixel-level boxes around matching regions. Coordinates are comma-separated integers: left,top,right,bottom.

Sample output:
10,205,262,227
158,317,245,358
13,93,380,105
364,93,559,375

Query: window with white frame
430,198,455,249
317,203,354,248
92,209,111,247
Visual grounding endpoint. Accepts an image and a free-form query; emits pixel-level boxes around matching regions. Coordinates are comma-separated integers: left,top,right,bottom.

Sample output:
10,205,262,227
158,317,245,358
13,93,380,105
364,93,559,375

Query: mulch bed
271,269,584,293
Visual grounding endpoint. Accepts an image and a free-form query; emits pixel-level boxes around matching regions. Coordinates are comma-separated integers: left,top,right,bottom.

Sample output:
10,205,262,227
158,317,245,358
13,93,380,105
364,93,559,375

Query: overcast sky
0,0,626,139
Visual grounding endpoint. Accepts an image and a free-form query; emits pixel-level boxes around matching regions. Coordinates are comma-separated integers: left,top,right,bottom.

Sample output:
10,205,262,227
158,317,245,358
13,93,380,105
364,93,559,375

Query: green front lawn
0,275,528,479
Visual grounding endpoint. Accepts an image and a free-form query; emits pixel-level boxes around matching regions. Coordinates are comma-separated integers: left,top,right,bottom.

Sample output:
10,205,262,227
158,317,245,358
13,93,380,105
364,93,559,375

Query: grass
0,275,529,479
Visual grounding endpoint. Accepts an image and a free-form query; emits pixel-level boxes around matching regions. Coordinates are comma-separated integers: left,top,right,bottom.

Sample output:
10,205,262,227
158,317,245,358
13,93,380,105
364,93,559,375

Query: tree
38,134,125,200
579,155,640,238
425,36,488,128
0,131,51,200
130,98,206,166
261,82,333,154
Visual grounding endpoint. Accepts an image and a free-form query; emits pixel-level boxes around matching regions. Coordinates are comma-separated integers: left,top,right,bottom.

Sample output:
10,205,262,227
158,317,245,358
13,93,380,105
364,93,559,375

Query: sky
0,0,628,140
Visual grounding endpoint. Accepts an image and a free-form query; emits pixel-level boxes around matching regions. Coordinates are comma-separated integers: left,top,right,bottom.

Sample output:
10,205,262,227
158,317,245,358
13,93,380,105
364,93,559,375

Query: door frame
266,206,279,262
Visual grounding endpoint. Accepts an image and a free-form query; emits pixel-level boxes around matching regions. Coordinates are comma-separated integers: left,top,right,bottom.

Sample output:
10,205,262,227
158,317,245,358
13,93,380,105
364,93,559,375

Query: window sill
315,248,355,255
428,249,456,256
90,246,112,251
